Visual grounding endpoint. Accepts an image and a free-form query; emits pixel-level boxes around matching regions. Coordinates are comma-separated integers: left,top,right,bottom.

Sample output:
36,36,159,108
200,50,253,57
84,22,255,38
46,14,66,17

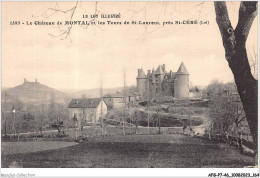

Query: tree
38,104,47,136
194,86,199,93
209,95,238,138
155,106,162,134
11,98,24,138
48,92,57,122
51,120,65,137
190,86,200,93
248,47,258,79
47,92,69,137
132,110,141,135
206,79,226,98
100,75,104,137
2,91,7,136
122,69,127,135
23,112,34,121
72,113,79,140
214,2,258,150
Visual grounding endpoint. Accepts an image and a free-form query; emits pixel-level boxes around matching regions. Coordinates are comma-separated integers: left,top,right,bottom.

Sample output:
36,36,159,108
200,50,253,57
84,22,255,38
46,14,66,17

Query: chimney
35,78,38,83
147,70,151,76
24,78,27,84
138,69,141,76
162,64,166,72
170,70,172,77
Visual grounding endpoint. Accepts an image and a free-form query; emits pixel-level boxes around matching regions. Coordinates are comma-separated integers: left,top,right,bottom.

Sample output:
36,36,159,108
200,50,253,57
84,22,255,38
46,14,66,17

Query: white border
0,0,259,177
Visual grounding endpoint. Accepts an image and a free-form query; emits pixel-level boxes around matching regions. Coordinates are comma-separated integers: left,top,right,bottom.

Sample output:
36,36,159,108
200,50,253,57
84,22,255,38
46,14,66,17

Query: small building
127,91,139,102
103,92,125,109
68,98,107,123
103,91,139,110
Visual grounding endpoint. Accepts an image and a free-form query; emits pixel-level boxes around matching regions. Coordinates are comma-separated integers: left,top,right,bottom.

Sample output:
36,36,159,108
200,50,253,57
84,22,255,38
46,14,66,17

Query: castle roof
68,98,103,108
176,62,189,75
155,65,164,75
137,68,146,79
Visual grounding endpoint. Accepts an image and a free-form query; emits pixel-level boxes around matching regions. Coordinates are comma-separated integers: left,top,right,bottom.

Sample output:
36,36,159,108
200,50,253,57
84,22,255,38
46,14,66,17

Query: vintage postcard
1,1,259,177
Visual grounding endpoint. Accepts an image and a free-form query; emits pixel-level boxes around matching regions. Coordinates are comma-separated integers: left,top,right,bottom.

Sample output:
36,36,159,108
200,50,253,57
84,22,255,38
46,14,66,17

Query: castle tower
152,68,155,83
154,65,165,101
174,62,189,98
155,65,164,81
136,68,147,96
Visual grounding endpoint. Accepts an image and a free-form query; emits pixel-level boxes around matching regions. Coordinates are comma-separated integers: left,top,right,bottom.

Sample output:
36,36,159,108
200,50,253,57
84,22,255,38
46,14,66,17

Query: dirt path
192,114,211,135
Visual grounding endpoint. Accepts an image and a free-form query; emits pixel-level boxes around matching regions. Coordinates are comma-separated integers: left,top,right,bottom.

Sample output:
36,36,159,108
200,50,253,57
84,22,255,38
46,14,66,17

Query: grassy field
1,141,78,155
1,134,254,168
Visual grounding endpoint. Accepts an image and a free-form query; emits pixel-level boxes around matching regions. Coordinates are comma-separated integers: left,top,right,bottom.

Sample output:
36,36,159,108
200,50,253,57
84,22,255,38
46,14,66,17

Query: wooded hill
2,81,69,111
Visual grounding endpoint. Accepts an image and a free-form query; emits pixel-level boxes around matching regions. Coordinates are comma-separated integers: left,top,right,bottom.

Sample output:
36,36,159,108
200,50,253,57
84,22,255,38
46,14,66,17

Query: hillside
65,87,125,98
2,80,69,107
2,80,136,111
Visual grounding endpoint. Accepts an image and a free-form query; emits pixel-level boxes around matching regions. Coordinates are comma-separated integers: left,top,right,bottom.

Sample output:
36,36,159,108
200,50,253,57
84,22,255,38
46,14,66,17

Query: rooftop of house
68,98,103,108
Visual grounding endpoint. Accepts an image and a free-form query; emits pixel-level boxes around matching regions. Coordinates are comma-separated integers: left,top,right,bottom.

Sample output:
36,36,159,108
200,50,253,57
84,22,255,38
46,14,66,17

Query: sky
2,1,258,91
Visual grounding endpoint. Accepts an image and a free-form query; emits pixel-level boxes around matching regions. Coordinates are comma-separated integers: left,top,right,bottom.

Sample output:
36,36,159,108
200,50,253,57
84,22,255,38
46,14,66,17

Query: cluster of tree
207,80,251,149
189,86,200,93
105,106,182,134
205,79,236,98
1,92,70,139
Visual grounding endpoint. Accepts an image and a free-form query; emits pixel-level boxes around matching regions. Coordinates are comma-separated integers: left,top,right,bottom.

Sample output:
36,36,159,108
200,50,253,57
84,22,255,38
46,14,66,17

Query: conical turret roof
137,68,146,79
155,65,164,75
176,62,189,75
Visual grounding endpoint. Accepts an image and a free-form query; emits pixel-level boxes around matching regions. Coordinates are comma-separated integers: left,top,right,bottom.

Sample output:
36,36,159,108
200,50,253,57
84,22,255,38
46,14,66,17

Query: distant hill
65,87,125,98
2,80,70,108
2,80,136,111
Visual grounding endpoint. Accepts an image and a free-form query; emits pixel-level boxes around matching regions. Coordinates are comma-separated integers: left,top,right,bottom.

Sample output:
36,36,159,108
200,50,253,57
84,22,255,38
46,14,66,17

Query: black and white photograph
1,1,259,177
